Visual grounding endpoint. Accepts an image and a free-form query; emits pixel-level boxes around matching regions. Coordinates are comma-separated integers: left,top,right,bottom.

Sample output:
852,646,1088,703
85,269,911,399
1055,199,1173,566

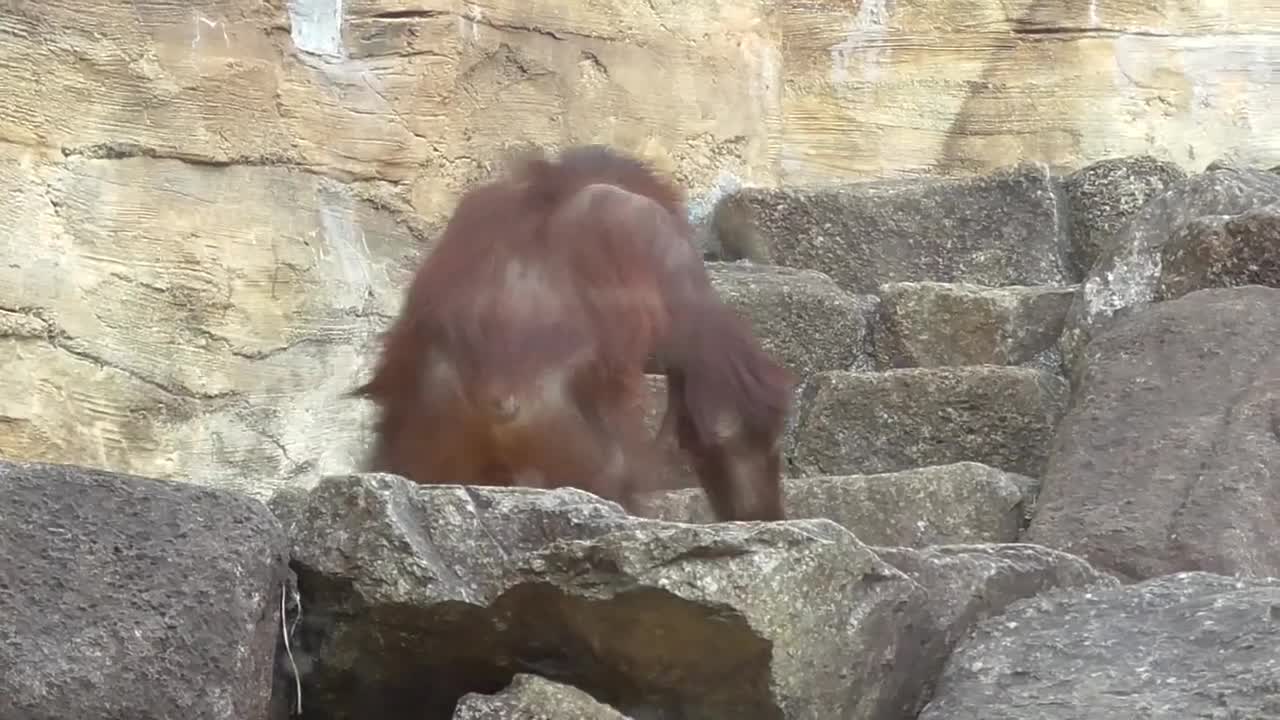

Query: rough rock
1061,155,1188,277
777,7,1280,182
633,374,698,491
874,282,1076,370
1025,286,1280,581
720,163,1069,295
876,544,1118,648
453,674,629,719
639,462,1033,547
790,367,1069,479
280,473,932,720
0,0,775,221
0,146,418,501
1059,166,1280,377
916,572,1280,720
0,460,291,720
709,262,878,375
874,544,1119,717
1156,202,1280,301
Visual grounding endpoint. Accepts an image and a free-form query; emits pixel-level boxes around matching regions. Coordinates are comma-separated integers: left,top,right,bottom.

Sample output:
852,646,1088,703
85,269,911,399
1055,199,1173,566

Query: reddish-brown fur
353,145,795,520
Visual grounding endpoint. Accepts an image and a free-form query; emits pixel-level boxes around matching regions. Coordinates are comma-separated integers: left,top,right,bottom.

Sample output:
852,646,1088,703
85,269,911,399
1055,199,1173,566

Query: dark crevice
1008,25,1173,38
579,50,609,77
368,10,447,21
0,305,235,402
59,141,304,169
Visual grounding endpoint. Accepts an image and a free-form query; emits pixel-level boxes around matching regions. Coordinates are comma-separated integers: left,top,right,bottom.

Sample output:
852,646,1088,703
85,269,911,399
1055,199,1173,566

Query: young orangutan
352,144,794,521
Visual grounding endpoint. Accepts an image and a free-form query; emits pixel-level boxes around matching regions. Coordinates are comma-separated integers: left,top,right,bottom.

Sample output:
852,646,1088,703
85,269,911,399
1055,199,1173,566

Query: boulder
874,282,1076,369
790,367,1069,479
1026,286,1280,581
639,462,1033,547
1060,155,1188,277
0,460,291,720
874,543,1118,717
709,262,879,375
717,163,1069,295
917,572,1280,720
1059,166,1280,378
453,674,629,719
278,473,932,720
1156,202,1280,301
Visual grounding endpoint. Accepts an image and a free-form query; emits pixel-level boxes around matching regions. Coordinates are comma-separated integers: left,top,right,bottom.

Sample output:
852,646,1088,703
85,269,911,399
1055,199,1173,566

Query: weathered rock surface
778,6,1280,182
719,164,1069,295
279,473,932,720
916,572,1280,720
1156,202,1280,301
0,0,775,219
874,282,1075,370
1059,166,1280,377
1026,286,1280,582
1061,155,1188,277
709,262,878,375
0,146,415,501
0,460,290,720
639,462,1032,547
876,544,1118,649
453,674,629,720
875,544,1118,717
790,367,1069,479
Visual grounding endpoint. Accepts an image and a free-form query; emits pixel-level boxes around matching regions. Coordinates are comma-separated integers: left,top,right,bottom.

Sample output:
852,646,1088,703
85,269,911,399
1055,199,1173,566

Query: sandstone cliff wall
778,0,1280,182
1,0,1276,499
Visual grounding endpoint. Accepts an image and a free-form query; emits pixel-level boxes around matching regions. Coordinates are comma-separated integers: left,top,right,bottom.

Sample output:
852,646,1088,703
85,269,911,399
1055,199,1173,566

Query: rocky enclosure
5,155,1280,719
4,0,1280,501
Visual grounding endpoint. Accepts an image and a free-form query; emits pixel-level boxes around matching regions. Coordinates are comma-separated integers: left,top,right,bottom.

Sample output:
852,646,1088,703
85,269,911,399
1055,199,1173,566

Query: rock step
711,263,1079,375
638,461,1036,547
706,261,877,375
789,366,1069,481
704,163,1071,293
639,364,1068,491
874,281,1076,370
700,156,1190,296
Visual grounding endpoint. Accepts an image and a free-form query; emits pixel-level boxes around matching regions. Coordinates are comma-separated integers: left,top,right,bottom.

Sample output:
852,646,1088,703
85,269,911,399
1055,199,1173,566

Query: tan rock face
777,1,1280,182
0,145,418,498
0,0,779,222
